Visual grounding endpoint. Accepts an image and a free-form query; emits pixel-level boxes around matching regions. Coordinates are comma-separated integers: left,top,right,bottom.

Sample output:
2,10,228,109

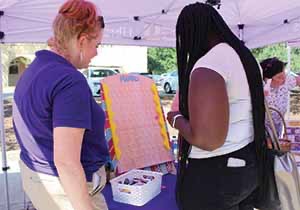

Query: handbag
265,107,291,152
257,103,300,210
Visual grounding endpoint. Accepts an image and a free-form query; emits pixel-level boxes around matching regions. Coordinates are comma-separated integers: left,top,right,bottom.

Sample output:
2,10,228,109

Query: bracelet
172,114,183,128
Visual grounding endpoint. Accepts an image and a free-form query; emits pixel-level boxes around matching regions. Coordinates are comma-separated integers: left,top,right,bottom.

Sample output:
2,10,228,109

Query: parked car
81,67,119,96
161,71,178,93
134,72,153,79
157,73,168,87
151,74,162,86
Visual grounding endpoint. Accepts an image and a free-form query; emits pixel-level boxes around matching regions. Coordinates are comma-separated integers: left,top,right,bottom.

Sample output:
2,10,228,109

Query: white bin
110,169,163,206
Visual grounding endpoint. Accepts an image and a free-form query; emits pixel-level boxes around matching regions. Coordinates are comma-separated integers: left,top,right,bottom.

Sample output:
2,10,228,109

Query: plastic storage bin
110,169,163,206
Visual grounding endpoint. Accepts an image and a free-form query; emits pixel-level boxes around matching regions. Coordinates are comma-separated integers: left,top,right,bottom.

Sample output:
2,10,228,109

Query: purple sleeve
52,72,92,130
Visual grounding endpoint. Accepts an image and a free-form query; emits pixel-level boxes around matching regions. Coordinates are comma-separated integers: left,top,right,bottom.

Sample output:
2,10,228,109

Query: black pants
180,142,258,210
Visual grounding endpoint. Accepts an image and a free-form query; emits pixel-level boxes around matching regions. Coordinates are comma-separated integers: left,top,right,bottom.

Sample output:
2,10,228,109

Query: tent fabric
288,39,300,47
0,0,18,9
0,0,104,44
0,0,300,48
100,0,300,48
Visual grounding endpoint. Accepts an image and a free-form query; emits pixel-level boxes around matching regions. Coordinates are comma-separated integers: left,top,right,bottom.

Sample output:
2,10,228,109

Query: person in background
167,3,266,210
262,57,300,136
13,1,108,209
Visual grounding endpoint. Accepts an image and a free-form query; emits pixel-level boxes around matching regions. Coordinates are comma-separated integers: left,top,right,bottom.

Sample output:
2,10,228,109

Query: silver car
161,71,178,93
81,67,118,96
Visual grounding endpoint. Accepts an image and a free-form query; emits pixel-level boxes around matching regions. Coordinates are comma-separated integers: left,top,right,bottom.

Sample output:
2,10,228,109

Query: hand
167,111,182,127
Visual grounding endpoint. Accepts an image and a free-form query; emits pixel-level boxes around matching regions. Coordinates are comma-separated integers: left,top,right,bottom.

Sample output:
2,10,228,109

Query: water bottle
171,136,178,163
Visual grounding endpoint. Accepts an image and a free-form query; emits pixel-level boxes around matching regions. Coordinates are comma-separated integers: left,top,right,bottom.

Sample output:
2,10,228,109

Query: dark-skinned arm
167,68,229,151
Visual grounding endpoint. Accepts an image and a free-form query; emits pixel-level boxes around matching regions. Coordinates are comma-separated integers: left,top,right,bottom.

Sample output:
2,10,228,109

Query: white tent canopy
0,0,300,48
100,0,300,48
288,39,300,47
1,0,300,209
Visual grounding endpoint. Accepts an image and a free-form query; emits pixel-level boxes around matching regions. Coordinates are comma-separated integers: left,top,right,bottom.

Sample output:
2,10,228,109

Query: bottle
171,136,178,163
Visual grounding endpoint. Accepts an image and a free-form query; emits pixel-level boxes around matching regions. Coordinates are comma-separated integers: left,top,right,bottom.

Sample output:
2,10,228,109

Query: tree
147,43,300,75
251,43,300,73
147,48,177,74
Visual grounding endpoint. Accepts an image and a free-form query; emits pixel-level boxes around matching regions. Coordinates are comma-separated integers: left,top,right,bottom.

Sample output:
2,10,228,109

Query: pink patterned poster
100,74,174,174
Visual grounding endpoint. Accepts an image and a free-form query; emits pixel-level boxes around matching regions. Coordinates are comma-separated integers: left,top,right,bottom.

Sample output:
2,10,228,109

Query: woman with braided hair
167,3,266,210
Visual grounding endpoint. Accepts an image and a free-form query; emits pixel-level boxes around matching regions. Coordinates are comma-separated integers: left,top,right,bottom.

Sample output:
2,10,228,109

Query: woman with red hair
13,1,108,209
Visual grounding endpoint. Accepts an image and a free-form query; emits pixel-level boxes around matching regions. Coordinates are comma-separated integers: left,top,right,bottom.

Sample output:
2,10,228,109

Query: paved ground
0,150,34,210
2,87,15,100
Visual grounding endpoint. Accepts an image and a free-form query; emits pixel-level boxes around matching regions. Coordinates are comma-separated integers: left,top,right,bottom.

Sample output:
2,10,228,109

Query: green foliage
147,43,300,74
251,43,300,73
14,56,31,65
147,48,177,74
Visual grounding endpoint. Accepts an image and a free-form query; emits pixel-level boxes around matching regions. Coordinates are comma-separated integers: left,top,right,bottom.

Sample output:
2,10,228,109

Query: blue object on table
103,174,178,210
171,136,178,163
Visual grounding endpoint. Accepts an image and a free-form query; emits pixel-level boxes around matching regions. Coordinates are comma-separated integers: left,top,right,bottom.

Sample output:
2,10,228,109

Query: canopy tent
1,0,300,48
100,0,300,48
1,0,300,209
288,39,300,48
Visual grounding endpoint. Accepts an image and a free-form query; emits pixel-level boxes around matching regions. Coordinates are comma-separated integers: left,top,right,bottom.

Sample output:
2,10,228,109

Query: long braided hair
175,3,266,208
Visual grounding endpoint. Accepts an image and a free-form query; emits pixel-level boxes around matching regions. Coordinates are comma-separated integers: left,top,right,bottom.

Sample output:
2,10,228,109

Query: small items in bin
118,176,153,186
110,169,162,206
143,175,155,180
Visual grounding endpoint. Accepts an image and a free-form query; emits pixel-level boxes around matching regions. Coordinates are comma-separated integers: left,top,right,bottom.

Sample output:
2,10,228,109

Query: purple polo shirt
13,50,109,181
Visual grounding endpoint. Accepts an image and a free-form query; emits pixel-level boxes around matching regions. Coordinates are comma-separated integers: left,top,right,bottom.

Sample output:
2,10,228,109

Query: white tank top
189,43,254,159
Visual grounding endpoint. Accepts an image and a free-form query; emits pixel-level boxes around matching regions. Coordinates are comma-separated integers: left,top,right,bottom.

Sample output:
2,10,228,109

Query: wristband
172,114,183,128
